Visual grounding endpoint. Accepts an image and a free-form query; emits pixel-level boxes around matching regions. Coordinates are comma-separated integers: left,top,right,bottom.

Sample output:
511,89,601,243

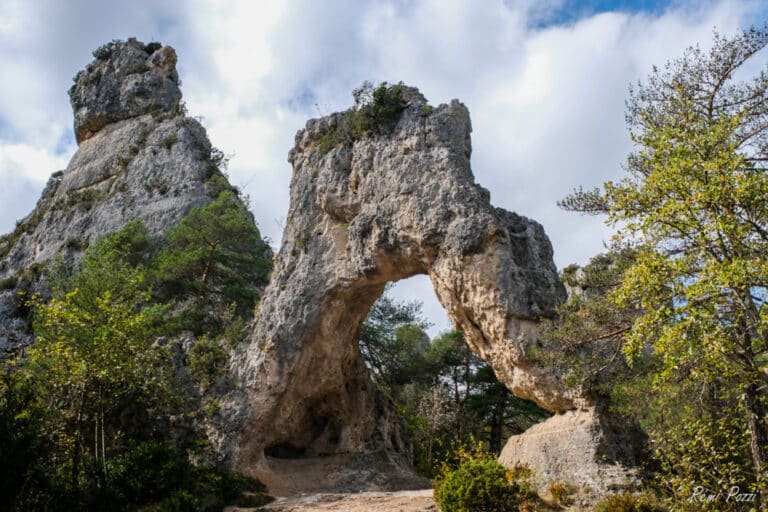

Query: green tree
358,293,548,475
25,225,175,504
538,249,642,397
0,368,54,510
2,218,274,510
426,331,548,455
562,26,768,506
358,288,431,395
154,190,272,335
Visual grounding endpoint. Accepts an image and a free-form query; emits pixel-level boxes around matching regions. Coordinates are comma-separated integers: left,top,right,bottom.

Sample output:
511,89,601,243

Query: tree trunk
744,381,768,509
489,401,504,455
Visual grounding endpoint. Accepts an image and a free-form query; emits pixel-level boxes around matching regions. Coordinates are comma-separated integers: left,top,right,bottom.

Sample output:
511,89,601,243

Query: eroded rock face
0,40,236,355
70,38,182,143
224,88,582,490
500,408,648,501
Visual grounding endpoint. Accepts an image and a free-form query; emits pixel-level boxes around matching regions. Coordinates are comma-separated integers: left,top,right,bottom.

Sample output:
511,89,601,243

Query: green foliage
359,290,431,393
130,63,150,75
606,28,768,503
64,188,102,212
537,249,641,394
104,440,272,511
359,290,548,477
0,276,17,290
593,493,665,512
188,335,228,390
25,224,176,499
558,185,608,214
86,70,102,87
318,81,407,154
144,42,162,54
0,369,54,511
161,133,180,150
107,440,190,505
92,40,120,60
153,190,272,335
434,445,524,512
560,26,768,507
0,213,272,509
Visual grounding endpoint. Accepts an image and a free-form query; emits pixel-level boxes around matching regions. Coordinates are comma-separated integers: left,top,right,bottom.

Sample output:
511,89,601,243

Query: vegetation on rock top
318,81,407,154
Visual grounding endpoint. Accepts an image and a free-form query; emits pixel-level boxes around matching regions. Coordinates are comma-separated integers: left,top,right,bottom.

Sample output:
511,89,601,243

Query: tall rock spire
69,38,182,143
0,39,244,355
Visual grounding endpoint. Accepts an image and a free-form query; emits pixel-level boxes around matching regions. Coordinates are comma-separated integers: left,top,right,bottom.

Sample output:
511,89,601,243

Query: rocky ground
226,489,437,512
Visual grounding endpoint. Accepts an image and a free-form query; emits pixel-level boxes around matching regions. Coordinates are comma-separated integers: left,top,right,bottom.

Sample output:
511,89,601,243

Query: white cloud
0,142,70,232
0,0,763,333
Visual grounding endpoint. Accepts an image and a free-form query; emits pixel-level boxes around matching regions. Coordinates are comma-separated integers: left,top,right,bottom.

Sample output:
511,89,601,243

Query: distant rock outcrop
221,86,641,495
0,38,242,355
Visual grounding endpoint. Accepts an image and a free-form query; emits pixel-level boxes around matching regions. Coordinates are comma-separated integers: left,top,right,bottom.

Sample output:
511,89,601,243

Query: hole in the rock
387,274,450,338
265,442,307,459
358,274,551,459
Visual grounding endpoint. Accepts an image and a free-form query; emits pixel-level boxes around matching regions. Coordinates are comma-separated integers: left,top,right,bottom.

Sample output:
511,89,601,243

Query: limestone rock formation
223,87,606,491
70,38,182,143
0,39,237,355
1,38,645,498
499,408,648,501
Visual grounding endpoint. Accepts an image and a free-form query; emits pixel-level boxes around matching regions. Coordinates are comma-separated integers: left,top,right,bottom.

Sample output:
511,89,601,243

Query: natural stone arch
225,87,639,495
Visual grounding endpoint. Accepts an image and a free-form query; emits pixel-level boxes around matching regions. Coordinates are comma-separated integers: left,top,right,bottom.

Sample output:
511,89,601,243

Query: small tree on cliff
562,26,768,502
153,190,272,335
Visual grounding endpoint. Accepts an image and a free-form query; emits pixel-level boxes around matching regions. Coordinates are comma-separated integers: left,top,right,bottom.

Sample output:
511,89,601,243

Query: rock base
499,408,647,501
253,451,430,496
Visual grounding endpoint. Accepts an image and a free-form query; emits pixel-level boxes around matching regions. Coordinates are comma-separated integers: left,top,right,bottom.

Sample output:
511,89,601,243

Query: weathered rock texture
223,88,624,492
0,39,237,354
70,39,182,143
500,408,647,501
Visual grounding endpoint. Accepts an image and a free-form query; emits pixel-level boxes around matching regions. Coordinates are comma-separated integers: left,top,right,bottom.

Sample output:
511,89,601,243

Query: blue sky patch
530,0,677,28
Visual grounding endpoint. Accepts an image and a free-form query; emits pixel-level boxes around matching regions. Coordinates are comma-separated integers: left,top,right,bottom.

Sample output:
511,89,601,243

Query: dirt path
256,489,437,511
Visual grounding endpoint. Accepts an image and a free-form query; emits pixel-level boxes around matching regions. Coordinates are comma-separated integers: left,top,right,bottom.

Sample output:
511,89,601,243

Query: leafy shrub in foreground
593,493,665,512
435,456,523,512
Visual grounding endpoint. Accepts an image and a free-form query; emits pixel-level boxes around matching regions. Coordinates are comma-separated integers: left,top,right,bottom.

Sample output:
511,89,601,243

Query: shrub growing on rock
318,81,407,154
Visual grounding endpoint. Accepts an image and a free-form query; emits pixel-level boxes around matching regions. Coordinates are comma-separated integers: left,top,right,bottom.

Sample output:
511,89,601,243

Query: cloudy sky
1,0,765,334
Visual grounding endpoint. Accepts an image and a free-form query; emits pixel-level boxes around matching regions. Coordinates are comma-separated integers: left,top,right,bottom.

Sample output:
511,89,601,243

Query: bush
162,133,180,150
144,42,162,55
0,276,17,290
594,493,665,512
318,81,407,154
93,39,120,60
188,335,228,389
0,370,54,511
108,441,190,505
108,440,273,511
435,457,523,512
548,482,574,506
